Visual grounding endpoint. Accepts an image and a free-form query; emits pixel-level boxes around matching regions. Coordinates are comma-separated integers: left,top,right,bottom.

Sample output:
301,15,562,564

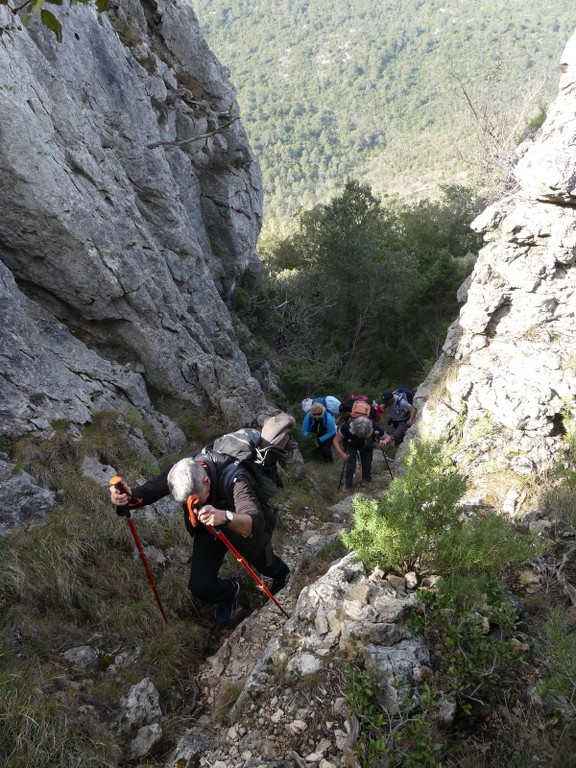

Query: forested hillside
189,0,574,219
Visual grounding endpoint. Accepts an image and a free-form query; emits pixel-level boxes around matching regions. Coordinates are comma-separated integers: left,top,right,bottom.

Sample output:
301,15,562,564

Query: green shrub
433,509,546,575
409,581,524,711
341,438,467,572
540,406,576,530
342,437,543,576
345,656,442,767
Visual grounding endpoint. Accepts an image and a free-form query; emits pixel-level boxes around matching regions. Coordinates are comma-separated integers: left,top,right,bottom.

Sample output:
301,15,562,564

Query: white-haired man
109,451,290,625
333,415,385,490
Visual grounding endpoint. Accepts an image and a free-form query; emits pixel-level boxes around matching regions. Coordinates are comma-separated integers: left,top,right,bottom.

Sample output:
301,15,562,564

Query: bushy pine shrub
342,438,467,572
342,438,541,575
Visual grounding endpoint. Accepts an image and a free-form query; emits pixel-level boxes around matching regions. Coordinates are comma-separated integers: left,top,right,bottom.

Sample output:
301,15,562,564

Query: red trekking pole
186,496,290,620
109,476,169,626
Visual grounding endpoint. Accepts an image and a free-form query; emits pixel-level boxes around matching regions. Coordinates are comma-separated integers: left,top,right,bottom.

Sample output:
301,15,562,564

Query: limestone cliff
0,0,267,444
411,30,576,511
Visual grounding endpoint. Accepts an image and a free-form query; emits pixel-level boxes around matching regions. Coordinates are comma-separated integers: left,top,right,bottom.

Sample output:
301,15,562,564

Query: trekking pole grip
109,475,132,518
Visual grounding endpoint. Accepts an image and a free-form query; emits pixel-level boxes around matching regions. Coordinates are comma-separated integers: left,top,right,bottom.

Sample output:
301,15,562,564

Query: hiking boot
270,566,290,595
215,579,240,625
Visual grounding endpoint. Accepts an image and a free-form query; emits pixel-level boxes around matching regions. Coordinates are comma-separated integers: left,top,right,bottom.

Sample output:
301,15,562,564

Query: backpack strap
196,451,256,509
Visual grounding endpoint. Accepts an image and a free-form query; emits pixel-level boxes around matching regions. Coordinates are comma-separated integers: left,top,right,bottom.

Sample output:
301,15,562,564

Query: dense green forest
190,0,575,219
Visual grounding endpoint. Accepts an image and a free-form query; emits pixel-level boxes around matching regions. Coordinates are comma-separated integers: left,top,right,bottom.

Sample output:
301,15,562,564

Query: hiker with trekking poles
109,443,291,626
334,412,385,491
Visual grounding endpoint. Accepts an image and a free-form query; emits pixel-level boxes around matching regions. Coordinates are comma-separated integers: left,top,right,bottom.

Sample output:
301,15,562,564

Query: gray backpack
205,412,296,502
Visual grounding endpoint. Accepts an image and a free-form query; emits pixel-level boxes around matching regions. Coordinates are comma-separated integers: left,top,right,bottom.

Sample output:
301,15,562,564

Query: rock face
410,31,576,506
0,0,267,441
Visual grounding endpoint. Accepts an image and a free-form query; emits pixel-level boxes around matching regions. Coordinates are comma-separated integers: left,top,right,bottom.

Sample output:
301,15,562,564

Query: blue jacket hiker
301,402,336,462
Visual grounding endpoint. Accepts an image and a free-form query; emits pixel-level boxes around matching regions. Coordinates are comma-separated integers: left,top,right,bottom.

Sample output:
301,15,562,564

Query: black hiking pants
391,418,410,446
187,526,288,604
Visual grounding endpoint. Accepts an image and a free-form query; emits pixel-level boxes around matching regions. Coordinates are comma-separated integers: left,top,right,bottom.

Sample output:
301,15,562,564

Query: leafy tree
396,185,484,271
257,179,483,397
398,248,469,375
388,186,484,378
265,179,417,381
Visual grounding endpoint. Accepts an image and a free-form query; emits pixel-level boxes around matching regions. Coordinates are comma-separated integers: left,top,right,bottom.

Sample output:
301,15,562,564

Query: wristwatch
222,510,234,527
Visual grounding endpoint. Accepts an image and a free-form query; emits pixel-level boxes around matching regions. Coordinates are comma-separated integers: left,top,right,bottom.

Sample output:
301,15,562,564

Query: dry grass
0,411,222,767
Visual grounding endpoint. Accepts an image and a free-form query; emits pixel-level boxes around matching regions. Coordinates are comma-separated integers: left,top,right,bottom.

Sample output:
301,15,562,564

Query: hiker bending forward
334,416,385,490
301,402,336,462
109,451,290,625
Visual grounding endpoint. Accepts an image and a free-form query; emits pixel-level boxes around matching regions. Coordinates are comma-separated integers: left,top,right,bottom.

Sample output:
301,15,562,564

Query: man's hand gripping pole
109,476,169,626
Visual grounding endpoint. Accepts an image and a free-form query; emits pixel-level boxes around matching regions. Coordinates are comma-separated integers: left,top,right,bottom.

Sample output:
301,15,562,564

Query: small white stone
287,719,307,733
270,708,284,723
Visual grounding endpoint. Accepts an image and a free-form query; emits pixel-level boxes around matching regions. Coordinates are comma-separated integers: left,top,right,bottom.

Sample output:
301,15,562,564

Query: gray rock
62,645,100,671
406,28,576,505
163,720,214,768
129,723,162,759
0,0,268,448
363,639,431,713
115,677,162,734
0,459,55,534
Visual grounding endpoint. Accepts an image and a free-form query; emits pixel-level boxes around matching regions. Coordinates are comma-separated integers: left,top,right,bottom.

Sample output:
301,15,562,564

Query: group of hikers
108,389,416,627
301,389,416,490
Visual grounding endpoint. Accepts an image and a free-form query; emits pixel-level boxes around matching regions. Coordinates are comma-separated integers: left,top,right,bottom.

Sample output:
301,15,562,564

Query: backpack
191,449,281,534
394,387,414,405
319,395,341,417
350,399,372,418
340,394,378,421
205,412,296,504
301,395,341,417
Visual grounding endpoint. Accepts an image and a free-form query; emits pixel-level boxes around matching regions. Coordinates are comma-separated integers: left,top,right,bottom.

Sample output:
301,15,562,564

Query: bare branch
147,117,239,149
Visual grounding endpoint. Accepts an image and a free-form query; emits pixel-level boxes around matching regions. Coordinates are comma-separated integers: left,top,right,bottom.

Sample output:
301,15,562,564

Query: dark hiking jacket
128,451,272,538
